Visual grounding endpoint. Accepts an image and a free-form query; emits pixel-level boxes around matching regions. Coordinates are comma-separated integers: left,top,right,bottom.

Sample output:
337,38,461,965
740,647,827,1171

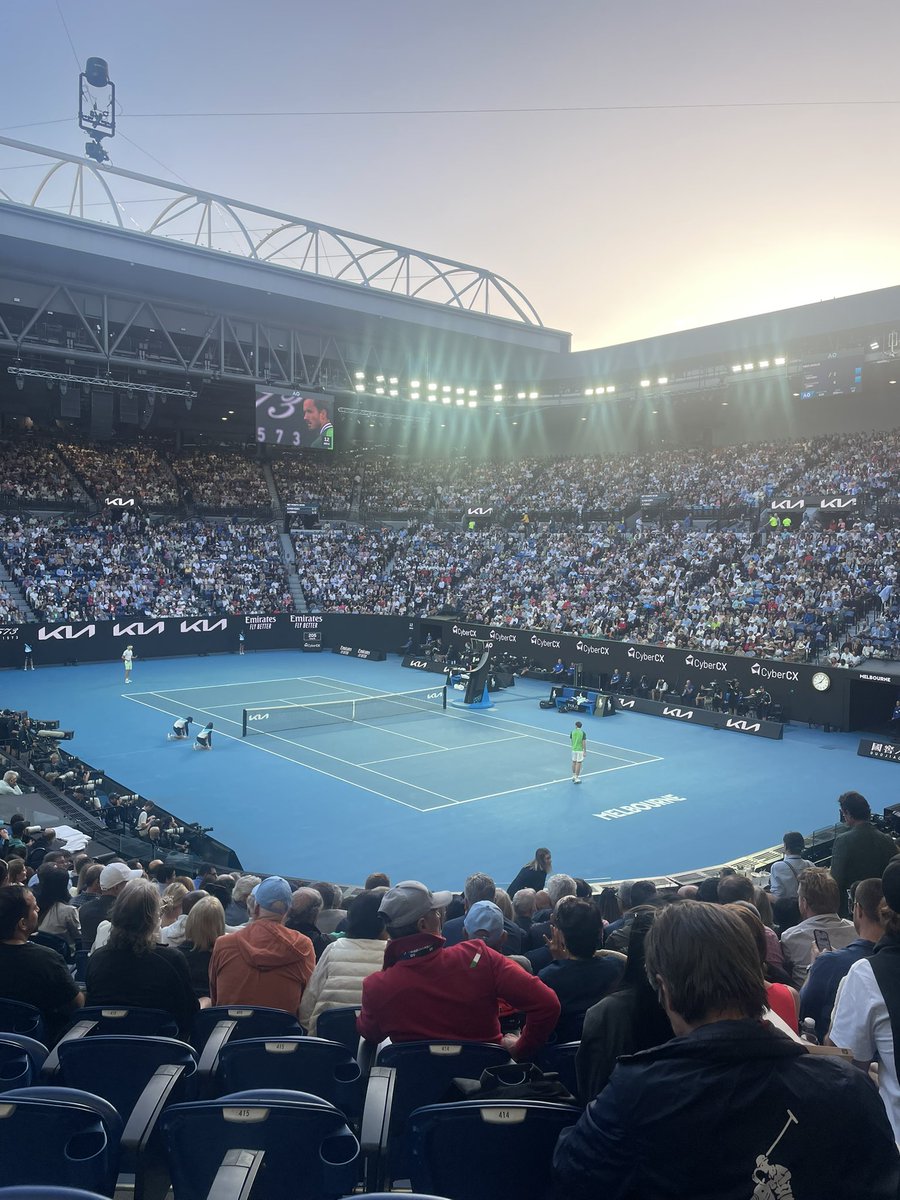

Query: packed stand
1,804,900,1196
170,447,270,511
0,512,293,621
0,438,80,505
58,439,181,508
271,452,356,513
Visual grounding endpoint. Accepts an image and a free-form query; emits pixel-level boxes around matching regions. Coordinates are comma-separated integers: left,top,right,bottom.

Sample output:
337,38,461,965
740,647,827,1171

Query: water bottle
800,1017,819,1045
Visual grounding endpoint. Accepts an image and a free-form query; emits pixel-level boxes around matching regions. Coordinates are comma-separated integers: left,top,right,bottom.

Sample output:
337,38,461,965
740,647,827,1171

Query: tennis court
124,673,660,812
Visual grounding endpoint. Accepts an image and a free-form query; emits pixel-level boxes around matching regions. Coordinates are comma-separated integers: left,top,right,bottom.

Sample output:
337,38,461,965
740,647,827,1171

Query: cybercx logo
179,619,228,634
751,663,799,682
113,622,165,638
451,624,479,638
575,639,610,656
662,707,693,720
530,634,561,649
488,629,518,644
38,624,96,641
725,718,762,733
627,646,665,663
684,653,727,672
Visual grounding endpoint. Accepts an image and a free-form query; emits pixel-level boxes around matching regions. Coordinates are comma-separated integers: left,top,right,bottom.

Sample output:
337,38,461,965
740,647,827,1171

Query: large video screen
255,389,334,450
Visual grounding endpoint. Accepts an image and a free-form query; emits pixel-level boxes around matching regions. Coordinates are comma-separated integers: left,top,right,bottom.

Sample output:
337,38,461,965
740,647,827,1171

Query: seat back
65,1008,180,1038
0,1034,49,1090
375,1042,512,1183
408,1100,581,1200
0,999,45,1043
217,1037,363,1122
315,1006,361,1054
534,1042,580,1102
31,930,74,964
56,1036,198,1119
0,1087,123,1196
191,1006,303,1054
0,1187,113,1200
158,1090,359,1200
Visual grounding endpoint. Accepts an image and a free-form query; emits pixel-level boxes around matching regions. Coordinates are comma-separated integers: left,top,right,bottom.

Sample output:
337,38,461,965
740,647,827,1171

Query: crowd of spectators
59,440,181,508
0,438,80,504
170,448,270,510
271,452,357,513
1,800,899,1195
0,512,292,620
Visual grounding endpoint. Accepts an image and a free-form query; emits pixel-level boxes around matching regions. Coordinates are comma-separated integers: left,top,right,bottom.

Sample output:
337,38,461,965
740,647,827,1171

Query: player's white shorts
572,750,585,763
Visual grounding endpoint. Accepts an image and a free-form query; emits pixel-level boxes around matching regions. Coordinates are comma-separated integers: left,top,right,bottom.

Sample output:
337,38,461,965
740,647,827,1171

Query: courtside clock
811,671,831,692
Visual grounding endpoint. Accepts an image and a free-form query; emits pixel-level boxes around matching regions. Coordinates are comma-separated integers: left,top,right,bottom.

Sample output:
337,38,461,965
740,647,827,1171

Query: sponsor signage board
617,694,783,739
857,737,900,763
402,653,448,675
332,645,386,661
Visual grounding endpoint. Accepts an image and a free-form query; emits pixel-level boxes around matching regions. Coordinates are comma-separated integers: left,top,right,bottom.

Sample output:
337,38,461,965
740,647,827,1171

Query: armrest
41,1018,97,1077
207,1149,266,1200
359,1065,395,1193
122,1063,187,1155
197,1019,237,1088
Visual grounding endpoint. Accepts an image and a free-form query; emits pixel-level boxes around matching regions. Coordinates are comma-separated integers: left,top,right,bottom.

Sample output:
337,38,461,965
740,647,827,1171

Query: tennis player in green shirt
570,721,587,783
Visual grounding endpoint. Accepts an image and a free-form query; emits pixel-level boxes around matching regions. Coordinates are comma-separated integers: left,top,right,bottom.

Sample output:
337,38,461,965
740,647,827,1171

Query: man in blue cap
209,875,314,1014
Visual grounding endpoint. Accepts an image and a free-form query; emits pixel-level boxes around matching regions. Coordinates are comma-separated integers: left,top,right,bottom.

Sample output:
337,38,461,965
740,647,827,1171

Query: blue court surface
12,651,897,890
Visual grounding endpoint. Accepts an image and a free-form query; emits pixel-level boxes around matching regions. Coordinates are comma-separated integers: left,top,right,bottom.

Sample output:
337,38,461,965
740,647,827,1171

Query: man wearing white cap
358,880,559,1060
80,861,143,951
209,875,315,1015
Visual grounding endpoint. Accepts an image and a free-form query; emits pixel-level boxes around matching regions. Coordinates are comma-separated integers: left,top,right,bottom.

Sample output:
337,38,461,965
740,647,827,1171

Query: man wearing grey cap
358,880,559,1060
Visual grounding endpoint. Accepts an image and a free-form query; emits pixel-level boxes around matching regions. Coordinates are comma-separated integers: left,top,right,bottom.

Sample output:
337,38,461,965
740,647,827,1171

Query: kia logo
113,622,165,637
247,713,269,721
408,660,428,669
725,719,761,733
662,707,693,720
38,624,96,640
179,619,228,634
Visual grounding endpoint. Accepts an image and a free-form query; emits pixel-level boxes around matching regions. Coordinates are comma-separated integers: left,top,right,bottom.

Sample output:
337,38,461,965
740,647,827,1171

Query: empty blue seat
0,1034,48,1090
364,1041,513,1188
0,999,45,1043
216,1036,364,1122
192,1006,304,1054
157,1089,360,1200
0,1087,123,1196
63,1007,180,1039
56,1035,199,1120
407,1100,581,1200
0,1188,112,1200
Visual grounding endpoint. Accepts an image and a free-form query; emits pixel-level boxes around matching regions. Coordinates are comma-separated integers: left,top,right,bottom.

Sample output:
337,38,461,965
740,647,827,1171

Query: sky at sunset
3,1,900,349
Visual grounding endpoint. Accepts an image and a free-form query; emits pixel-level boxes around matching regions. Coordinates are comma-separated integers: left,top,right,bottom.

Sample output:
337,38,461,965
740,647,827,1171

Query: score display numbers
797,357,863,400
255,389,334,450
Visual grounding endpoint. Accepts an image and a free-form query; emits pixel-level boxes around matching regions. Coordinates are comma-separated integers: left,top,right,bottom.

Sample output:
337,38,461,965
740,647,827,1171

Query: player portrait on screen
302,395,334,450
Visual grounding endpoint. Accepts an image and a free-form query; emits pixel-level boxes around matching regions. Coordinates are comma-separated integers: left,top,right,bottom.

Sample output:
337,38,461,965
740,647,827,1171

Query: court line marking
125,690,458,807
121,692,429,812
360,731,528,765
128,675,351,696
424,759,657,810
316,675,662,764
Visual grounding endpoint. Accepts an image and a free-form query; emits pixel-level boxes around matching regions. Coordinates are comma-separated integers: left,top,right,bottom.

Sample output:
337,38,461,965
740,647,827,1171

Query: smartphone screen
813,930,833,952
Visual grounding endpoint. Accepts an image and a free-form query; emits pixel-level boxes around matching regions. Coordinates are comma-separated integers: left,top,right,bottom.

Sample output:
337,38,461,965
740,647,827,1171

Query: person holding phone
780,868,857,986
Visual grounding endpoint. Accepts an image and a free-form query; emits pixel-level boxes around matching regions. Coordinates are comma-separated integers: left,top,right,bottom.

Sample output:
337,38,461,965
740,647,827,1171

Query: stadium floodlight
774,356,785,365
596,387,605,395
732,365,742,372
517,391,526,399
389,389,398,397
606,385,615,393
389,376,398,385
375,374,385,383
640,379,650,387
468,400,477,408
743,363,754,371
375,386,385,395
870,341,880,351
456,387,465,395
428,382,438,391
354,371,365,379
355,383,365,392
427,395,436,402
468,389,477,397
494,383,503,390
442,396,452,404
493,394,503,402
456,397,465,406
411,391,420,400
410,379,420,388
584,388,594,396
758,360,769,369
657,376,668,385
442,385,451,393
528,391,538,399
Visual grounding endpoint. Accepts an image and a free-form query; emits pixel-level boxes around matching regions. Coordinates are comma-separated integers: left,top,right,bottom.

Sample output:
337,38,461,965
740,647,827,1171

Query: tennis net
242,685,447,736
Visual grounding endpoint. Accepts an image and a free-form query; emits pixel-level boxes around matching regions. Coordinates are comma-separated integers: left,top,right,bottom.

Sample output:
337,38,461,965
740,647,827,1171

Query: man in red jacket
358,879,559,1060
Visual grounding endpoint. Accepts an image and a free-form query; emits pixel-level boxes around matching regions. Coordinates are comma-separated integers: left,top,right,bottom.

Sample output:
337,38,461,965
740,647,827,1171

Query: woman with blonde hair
159,882,191,946
179,894,225,1005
